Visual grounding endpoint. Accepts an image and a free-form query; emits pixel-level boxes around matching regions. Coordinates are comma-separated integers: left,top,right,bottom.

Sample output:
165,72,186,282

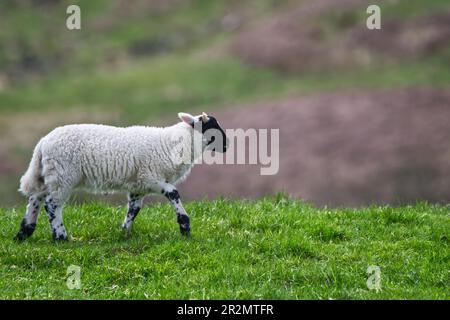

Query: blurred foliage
0,0,449,123
0,0,290,82
0,0,449,206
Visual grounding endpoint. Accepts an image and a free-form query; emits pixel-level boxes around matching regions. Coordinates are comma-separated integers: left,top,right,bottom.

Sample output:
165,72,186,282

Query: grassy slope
0,198,448,299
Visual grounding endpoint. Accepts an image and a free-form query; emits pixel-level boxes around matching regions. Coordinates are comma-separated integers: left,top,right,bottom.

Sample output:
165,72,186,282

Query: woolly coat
19,122,201,201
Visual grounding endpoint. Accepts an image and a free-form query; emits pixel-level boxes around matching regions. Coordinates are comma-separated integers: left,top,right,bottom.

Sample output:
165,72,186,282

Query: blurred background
0,0,449,207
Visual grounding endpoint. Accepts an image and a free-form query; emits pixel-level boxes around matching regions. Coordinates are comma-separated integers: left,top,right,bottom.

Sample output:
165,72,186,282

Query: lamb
14,112,228,241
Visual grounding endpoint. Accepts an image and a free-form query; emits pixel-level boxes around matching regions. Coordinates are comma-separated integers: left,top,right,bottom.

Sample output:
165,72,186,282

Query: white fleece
19,121,202,201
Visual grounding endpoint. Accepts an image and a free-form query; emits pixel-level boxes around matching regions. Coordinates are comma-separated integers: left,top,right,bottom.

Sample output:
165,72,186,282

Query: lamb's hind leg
44,195,68,241
14,193,46,241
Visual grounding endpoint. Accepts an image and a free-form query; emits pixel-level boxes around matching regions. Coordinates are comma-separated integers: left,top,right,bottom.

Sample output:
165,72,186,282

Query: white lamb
15,112,228,241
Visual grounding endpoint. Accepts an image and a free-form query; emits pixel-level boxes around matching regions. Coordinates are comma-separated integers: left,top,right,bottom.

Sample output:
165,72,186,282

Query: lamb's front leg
122,193,143,231
155,182,190,237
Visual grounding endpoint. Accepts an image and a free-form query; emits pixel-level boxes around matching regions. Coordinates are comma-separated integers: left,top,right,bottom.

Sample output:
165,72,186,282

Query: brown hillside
232,1,450,72
180,87,450,206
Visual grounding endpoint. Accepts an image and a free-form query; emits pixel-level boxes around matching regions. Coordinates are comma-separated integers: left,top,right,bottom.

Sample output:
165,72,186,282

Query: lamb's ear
178,112,196,126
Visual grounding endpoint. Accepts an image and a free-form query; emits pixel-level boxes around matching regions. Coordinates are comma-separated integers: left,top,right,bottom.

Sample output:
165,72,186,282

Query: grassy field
0,197,448,299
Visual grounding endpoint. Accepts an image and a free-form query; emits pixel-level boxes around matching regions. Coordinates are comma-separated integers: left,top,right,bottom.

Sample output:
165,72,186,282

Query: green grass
0,198,448,299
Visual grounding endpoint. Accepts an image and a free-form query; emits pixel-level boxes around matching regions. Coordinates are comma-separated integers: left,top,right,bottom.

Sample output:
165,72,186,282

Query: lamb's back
39,124,165,190
41,124,162,155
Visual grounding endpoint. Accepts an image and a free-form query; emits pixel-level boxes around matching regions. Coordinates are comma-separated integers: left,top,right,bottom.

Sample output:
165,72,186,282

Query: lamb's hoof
53,234,68,242
14,232,27,242
177,215,190,238
14,221,35,241
121,227,132,238
180,224,190,238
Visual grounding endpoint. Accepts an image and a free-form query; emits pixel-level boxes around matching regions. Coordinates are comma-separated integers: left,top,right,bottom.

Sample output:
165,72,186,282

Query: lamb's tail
18,139,45,196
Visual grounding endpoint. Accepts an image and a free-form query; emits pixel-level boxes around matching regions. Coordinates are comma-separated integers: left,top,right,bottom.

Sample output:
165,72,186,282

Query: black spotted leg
154,181,190,237
14,194,45,241
44,195,68,241
122,193,144,231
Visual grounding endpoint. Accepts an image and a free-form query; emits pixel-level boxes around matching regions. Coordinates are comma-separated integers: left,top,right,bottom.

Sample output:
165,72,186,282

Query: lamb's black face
200,115,228,153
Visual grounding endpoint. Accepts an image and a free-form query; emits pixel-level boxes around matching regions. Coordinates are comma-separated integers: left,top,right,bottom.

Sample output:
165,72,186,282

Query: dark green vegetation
0,199,448,299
